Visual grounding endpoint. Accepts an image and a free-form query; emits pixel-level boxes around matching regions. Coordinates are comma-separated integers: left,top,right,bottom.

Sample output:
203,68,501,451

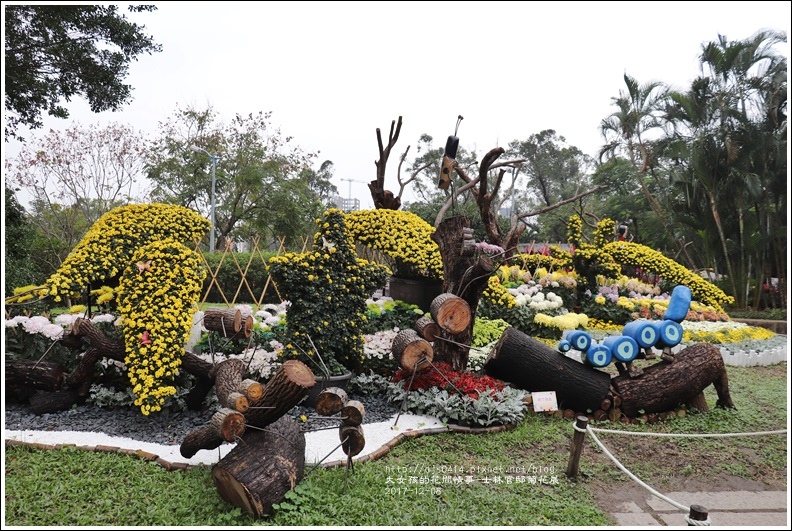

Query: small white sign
532,391,558,412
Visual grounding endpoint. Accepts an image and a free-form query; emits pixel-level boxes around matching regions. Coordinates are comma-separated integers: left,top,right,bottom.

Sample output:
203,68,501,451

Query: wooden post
565,415,589,479
687,504,709,526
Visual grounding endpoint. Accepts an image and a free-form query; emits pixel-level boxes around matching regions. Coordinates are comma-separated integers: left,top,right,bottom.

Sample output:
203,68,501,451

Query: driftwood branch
369,116,403,209
516,185,606,222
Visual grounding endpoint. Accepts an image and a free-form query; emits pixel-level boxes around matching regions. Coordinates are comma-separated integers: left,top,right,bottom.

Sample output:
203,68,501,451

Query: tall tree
145,106,319,250
4,122,149,272
4,187,41,295
663,29,787,307
507,130,595,243
4,4,162,141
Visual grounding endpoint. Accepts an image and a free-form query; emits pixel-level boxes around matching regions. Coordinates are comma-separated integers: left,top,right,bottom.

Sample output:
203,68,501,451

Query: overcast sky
3,1,790,209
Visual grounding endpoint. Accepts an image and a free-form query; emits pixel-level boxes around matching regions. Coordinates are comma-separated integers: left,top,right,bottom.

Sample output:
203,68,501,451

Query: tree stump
391,329,433,371
430,293,472,334
611,342,735,417
203,308,243,337
431,216,497,371
212,416,306,518
483,327,612,412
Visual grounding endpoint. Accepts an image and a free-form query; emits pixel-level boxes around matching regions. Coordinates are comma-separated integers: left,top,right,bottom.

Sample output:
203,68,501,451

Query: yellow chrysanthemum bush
41,203,210,304
566,214,583,246
267,208,390,375
115,239,207,415
345,209,443,281
603,241,734,312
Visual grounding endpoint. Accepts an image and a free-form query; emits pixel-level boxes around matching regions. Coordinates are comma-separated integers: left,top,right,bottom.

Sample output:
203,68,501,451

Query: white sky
3,1,790,209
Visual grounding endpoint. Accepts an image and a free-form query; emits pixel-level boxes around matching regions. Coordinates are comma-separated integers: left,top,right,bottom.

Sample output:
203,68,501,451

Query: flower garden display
345,208,443,281
267,208,390,376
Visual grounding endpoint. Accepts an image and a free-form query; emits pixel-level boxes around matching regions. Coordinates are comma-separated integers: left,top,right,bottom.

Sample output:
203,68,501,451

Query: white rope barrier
576,424,787,524
584,426,692,513
588,427,787,438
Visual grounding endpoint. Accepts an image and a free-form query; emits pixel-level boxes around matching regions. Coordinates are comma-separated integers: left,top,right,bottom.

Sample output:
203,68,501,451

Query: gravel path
4,394,400,446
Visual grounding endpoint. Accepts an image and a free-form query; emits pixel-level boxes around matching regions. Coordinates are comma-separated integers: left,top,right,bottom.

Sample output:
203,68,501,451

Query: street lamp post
191,145,220,252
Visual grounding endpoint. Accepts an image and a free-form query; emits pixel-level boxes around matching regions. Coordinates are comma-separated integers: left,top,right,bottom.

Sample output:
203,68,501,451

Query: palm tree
663,30,787,307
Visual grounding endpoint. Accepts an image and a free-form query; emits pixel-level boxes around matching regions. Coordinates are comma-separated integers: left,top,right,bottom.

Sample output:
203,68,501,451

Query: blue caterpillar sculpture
558,285,692,369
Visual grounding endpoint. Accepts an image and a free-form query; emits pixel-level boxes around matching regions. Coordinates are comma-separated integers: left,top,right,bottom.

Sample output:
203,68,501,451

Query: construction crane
341,178,367,211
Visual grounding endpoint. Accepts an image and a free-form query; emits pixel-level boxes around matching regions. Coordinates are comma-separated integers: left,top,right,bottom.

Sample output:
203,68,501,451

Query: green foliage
360,299,425,334
4,5,162,141
267,209,389,375
351,372,529,427
145,106,322,249
271,483,324,518
471,317,510,348
3,187,42,296
200,251,278,304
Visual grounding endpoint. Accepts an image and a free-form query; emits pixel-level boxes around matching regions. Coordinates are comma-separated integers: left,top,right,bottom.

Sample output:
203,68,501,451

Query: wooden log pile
390,292,473,374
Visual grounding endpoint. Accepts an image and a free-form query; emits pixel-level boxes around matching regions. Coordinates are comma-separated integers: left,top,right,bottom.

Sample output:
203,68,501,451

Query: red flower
392,362,505,399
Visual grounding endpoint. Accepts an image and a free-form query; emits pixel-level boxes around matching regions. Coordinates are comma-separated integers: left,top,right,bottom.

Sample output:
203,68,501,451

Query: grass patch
4,363,787,526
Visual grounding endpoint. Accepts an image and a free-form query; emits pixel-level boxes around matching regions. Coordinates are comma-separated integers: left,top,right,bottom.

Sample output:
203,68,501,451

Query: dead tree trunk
369,116,403,210
483,327,612,412
212,416,306,518
431,216,497,371
4,360,65,392
612,342,735,417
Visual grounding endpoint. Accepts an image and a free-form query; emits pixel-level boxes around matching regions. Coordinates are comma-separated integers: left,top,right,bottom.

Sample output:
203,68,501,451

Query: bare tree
369,116,403,209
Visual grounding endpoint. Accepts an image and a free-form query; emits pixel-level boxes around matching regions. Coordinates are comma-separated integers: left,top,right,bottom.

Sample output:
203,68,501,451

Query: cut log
212,416,305,518
244,360,315,429
341,400,366,427
4,360,65,392
213,358,246,410
203,309,243,337
314,387,349,416
414,316,441,342
391,329,433,371
430,293,472,334
180,408,246,458
339,424,366,457
239,379,264,402
242,315,254,338
29,389,83,415
611,343,734,417
225,392,249,413
483,327,611,412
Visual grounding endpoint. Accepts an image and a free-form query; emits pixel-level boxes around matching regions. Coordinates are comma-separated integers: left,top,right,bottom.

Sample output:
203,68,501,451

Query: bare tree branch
516,185,606,221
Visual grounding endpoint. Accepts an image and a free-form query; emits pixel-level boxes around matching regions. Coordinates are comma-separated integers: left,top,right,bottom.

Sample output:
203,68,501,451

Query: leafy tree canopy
4,4,162,141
